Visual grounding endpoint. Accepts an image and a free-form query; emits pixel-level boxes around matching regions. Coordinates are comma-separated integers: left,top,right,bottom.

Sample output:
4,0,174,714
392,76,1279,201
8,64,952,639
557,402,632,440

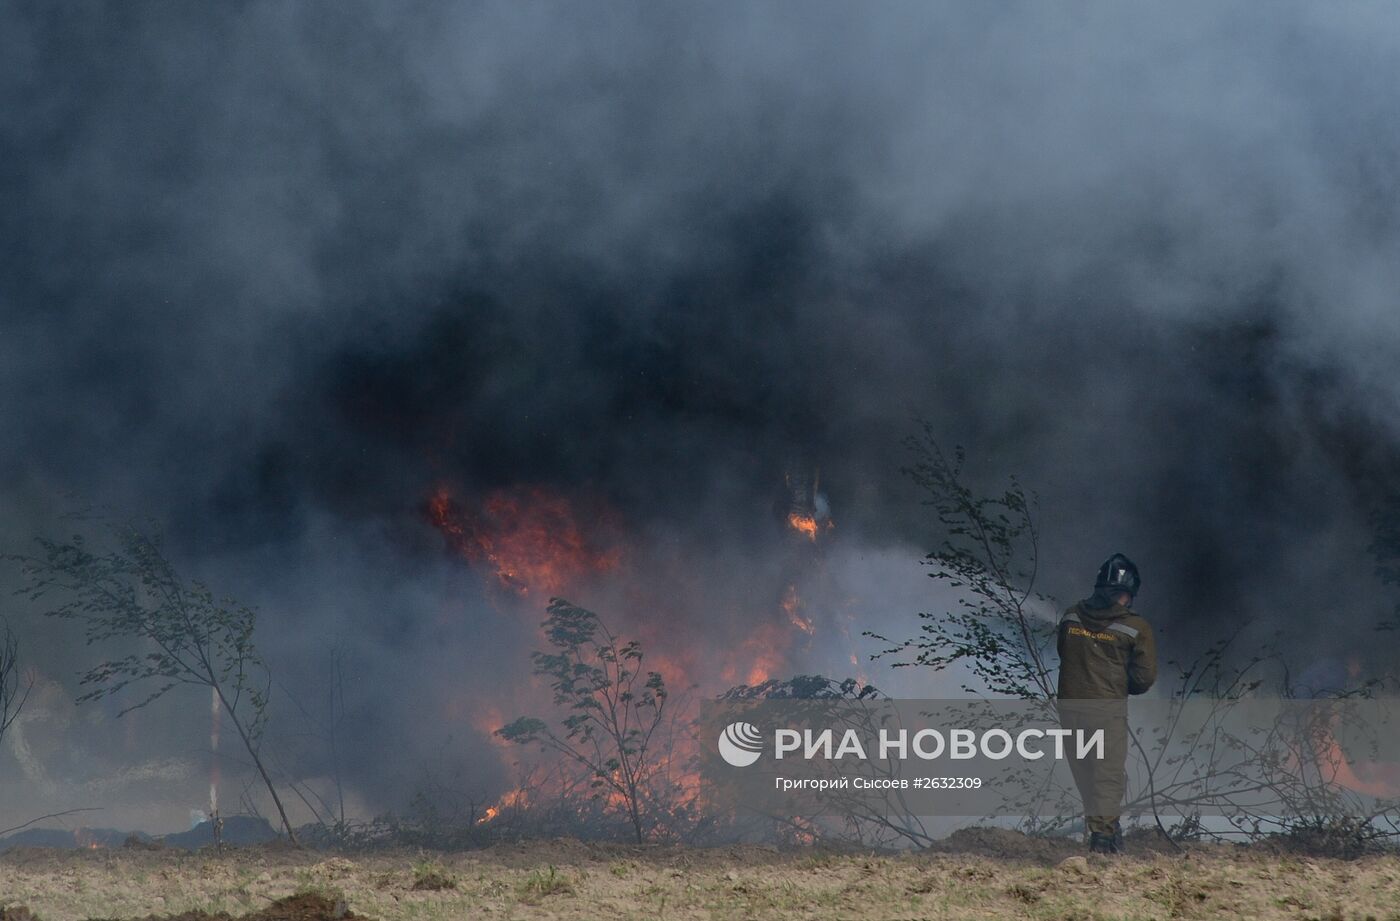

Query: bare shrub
9,521,299,843
0,617,29,747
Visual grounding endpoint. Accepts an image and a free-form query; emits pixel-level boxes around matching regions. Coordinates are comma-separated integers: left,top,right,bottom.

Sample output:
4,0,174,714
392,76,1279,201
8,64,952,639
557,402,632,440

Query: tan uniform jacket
1056,600,1157,699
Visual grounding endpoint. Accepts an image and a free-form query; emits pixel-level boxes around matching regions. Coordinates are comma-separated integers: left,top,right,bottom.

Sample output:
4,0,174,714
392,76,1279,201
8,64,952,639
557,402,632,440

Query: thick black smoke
4,2,1400,829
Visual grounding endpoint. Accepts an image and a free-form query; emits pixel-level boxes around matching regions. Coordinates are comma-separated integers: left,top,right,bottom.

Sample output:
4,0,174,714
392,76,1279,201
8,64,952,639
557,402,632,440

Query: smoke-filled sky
4,1,1400,830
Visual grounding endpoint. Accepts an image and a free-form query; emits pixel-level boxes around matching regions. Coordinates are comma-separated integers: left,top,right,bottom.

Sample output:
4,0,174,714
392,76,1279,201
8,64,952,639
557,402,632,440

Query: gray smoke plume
4,1,1400,830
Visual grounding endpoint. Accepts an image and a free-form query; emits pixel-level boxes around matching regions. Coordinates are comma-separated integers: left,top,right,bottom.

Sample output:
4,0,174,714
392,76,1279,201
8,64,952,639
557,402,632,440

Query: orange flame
781,584,814,635
720,621,791,686
783,815,820,846
1312,717,1400,798
73,828,105,850
786,511,834,543
476,787,529,824
429,486,620,596
787,512,819,541
427,481,837,836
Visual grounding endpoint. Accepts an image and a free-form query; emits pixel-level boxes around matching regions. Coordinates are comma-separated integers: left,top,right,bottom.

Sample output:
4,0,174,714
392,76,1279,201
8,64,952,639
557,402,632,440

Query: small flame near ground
476,788,528,825
72,828,104,850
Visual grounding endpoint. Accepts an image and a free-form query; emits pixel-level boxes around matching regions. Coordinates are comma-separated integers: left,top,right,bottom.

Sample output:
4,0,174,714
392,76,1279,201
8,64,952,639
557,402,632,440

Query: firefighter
1056,552,1157,854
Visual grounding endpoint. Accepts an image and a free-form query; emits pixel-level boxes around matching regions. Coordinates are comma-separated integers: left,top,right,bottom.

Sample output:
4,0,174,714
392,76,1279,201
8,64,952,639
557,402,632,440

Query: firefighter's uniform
1056,596,1156,842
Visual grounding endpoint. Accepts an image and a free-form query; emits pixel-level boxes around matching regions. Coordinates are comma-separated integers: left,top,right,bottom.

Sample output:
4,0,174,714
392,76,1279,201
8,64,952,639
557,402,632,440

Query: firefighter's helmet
1095,553,1140,598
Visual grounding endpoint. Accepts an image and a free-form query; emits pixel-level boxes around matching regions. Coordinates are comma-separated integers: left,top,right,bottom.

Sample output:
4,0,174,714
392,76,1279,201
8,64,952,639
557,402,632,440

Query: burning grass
5,835,1400,920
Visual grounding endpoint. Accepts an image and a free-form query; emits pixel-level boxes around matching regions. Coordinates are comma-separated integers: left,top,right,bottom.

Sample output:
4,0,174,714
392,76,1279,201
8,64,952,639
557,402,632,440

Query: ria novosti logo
716,720,1109,768
717,721,764,767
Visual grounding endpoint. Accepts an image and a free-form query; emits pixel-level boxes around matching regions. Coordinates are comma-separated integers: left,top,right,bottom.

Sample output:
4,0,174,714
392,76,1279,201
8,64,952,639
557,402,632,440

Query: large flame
428,485,620,596
426,481,841,838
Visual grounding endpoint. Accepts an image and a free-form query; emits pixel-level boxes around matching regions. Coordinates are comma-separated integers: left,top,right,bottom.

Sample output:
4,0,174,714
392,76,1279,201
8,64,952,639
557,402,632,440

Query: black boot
1088,832,1120,854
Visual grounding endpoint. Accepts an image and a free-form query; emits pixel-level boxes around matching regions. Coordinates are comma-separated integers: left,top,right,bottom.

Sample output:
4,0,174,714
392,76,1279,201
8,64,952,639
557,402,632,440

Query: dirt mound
86,893,370,921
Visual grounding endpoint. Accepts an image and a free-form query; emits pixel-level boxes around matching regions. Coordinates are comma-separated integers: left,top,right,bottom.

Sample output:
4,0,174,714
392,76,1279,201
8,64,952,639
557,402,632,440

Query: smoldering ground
3,2,1400,830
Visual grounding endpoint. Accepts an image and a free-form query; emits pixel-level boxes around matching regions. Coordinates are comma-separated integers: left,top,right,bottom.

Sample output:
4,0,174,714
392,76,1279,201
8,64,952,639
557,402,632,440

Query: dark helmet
1095,553,1141,598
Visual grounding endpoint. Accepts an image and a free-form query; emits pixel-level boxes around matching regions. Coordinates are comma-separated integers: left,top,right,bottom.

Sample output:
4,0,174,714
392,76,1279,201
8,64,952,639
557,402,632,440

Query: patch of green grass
516,864,575,902
410,860,456,892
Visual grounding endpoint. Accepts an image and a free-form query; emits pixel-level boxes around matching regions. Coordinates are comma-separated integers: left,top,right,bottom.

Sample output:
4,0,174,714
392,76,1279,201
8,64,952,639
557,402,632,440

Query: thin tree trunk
219,692,299,846
629,793,644,844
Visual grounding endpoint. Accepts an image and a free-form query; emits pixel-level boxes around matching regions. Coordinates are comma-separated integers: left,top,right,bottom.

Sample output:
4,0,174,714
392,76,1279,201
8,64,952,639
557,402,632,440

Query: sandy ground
3,835,1400,920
